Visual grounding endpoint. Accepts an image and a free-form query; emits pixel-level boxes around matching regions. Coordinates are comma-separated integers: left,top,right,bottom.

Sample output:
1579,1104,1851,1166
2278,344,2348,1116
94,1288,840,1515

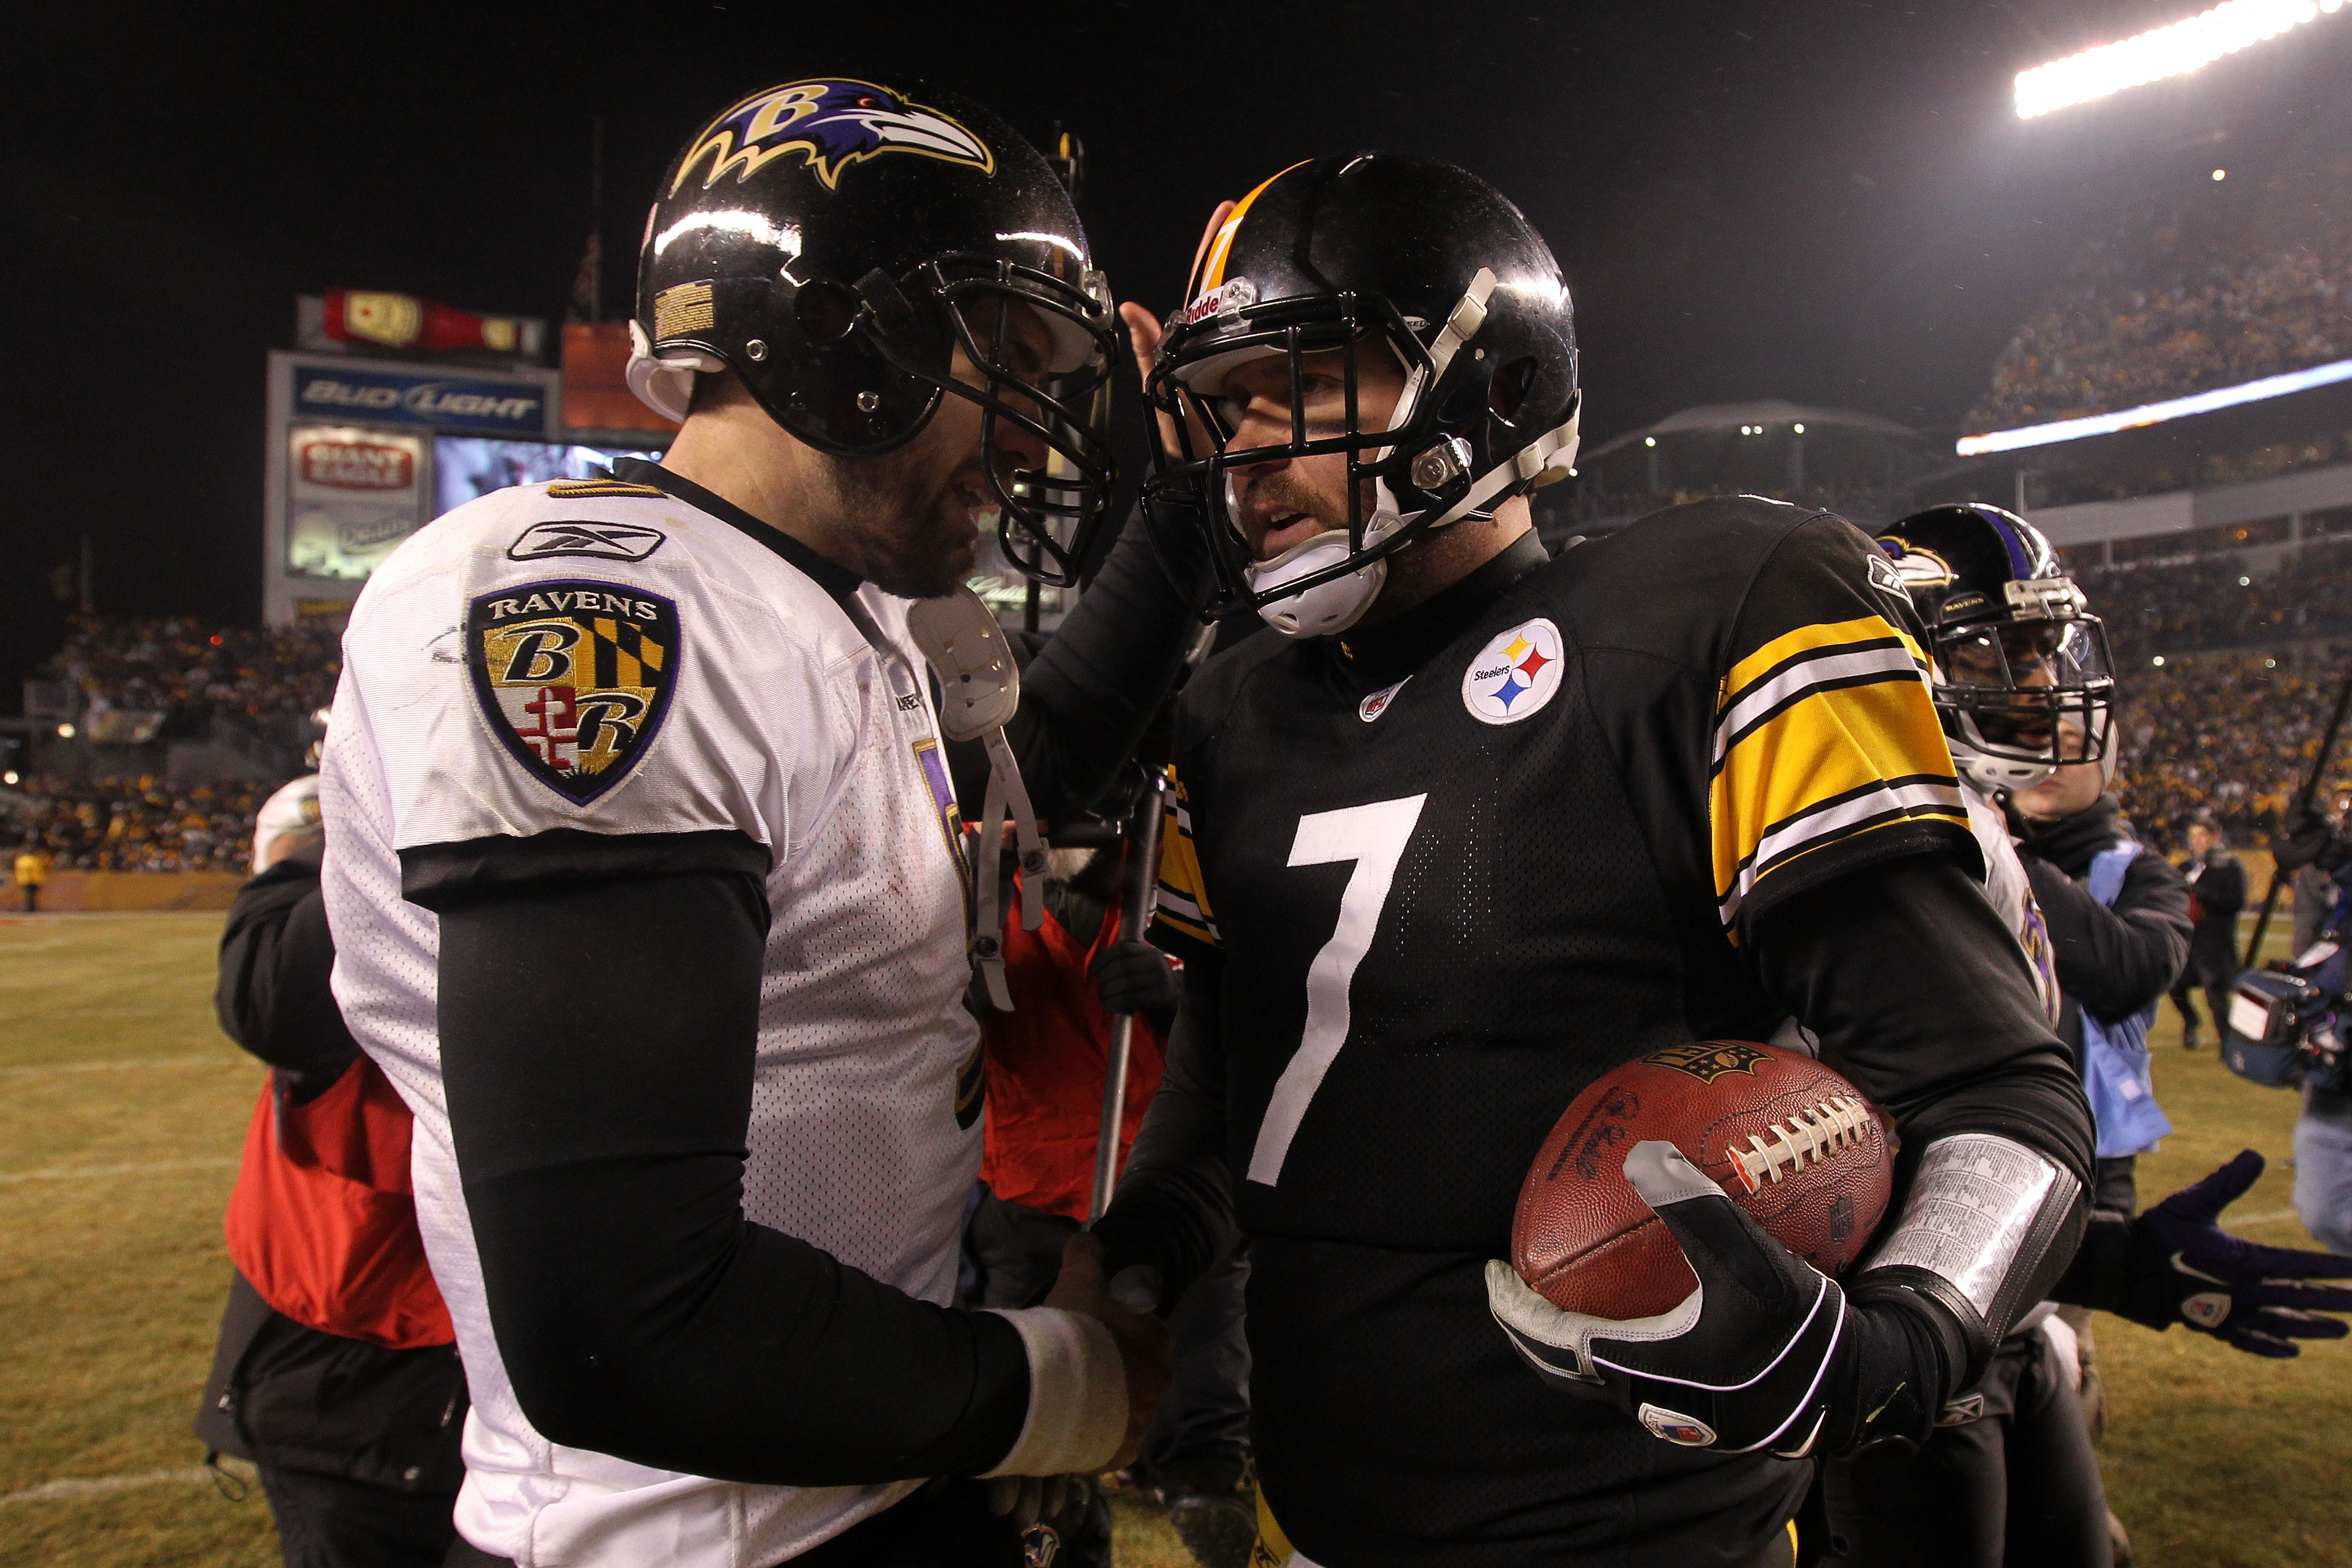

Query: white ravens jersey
320,475,980,1566
1963,780,2061,1025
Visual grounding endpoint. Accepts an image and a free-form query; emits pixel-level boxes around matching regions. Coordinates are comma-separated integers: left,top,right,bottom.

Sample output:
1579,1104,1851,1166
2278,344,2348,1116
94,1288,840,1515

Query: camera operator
2271,804,2352,1254
2168,818,2245,1053
2290,788,2351,956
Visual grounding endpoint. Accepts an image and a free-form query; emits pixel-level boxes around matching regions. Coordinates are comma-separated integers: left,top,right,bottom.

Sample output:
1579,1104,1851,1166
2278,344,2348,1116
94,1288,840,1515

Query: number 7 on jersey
1247,795,1428,1187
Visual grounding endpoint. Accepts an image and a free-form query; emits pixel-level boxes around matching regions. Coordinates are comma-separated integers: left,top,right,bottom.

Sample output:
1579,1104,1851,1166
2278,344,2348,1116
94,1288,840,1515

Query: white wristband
976,1307,1127,1478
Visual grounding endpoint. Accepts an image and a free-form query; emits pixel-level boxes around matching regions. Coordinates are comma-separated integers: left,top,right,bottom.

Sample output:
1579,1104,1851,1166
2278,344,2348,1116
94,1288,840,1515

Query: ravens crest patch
468,580,678,803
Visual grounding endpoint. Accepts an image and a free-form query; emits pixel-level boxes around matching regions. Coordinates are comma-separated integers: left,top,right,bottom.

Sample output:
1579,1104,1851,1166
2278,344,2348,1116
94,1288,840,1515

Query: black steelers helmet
1876,504,2118,794
629,78,1121,584
1144,154,1581,634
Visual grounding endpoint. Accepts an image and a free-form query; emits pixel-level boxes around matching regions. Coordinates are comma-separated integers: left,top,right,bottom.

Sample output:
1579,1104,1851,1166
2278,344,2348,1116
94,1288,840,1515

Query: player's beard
1235,468,1376,561
818,449,979,600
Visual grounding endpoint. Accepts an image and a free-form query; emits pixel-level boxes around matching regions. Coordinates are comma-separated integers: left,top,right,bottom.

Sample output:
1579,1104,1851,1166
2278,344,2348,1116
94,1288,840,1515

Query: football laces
1728,1095,1872,1192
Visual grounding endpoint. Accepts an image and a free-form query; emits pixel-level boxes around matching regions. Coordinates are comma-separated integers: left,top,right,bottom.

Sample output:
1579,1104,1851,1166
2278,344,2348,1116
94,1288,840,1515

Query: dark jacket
196,843,467,1492
2180,846,2247,974
2013,795,2193,1064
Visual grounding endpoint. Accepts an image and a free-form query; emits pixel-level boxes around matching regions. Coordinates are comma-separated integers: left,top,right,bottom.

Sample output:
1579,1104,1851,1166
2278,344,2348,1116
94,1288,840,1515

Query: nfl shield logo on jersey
1461,617,1565,725
468,580,678,803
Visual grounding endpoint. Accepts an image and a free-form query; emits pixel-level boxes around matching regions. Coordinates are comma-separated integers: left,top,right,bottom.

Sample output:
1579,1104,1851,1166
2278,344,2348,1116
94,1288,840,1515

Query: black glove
1091,940,1179,1026
2117,1151,2352,1356
1488,1142,1884,1457
2273,804,2348,873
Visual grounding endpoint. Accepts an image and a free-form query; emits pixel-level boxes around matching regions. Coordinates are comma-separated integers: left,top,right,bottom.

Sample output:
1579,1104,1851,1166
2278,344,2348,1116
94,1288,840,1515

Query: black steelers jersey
1151,499,2022,1566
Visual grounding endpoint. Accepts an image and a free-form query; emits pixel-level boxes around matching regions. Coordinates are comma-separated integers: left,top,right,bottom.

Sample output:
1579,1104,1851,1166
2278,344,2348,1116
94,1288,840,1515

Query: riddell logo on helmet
1177,277,1258,327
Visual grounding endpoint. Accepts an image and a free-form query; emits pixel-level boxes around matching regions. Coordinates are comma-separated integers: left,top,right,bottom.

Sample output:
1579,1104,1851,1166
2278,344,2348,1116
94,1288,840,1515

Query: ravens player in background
1090,154,2097,1568
321,80,1205,1567
1835,507,2352,1568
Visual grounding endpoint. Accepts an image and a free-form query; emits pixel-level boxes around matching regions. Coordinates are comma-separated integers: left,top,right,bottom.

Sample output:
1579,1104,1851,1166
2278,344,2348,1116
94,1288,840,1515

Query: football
1511,1040,1893,1319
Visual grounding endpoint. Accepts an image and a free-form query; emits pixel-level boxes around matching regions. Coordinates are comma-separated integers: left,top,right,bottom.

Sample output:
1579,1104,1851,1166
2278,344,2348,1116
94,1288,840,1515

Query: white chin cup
625,319,723,424
1956,746,2053,796
1249,513,1403,638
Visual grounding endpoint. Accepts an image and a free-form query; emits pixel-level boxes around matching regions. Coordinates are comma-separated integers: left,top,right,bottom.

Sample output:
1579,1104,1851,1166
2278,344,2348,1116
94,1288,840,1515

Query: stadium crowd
1966,152,2352,435
35,616,340,733
11,775,265,873
2081,540,2352,662
2114,650,2349,852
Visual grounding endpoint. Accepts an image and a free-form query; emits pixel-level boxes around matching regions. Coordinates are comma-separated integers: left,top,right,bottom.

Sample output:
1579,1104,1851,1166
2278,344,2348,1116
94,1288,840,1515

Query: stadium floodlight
2015,0,2346,120
1956,355,2352,454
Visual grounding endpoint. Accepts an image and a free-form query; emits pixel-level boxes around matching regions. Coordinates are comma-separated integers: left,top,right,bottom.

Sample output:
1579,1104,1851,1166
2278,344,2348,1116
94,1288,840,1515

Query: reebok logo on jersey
507,519,668,563
1866,550,1913,605
467,580,678,804
1461,617,1564,725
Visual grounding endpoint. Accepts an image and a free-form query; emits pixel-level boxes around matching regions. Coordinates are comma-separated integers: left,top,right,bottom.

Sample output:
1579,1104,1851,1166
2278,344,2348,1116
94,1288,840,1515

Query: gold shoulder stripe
1710,641,1963,935
547,479,663,499
1152,766,1221,948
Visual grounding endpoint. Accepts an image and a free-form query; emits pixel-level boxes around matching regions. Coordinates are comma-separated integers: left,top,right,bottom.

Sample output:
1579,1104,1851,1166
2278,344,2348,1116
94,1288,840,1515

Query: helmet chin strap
1247,510,1406,638
1243,402,1582,639
625,319,724,424
905,587,1045,1014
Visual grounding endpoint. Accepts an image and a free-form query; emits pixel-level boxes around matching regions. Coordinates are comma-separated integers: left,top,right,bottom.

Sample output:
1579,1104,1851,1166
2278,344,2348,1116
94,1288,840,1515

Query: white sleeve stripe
1711,643,1923,768
1717,779,1966,926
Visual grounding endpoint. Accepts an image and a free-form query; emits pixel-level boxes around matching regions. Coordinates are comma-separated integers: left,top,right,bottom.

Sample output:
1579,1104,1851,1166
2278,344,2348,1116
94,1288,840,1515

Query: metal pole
1089,775,1169,1222
588,117,604,323
2245,660,2352,968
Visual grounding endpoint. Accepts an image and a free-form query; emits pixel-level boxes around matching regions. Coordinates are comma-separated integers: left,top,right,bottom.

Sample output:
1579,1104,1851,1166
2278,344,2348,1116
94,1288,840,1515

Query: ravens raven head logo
671,79,994,195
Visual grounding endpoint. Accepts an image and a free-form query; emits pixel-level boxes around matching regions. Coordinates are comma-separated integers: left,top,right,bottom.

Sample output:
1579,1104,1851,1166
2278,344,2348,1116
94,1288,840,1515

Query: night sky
7,0,2346,701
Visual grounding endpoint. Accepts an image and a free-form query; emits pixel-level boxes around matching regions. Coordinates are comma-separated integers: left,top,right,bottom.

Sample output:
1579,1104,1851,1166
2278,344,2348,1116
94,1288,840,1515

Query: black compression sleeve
1004,499,1212,824
1751,852,2095,1195
426,835,1031,1485
215,844,360,1088
1092,953,1237,1314
1753,853,2094,1433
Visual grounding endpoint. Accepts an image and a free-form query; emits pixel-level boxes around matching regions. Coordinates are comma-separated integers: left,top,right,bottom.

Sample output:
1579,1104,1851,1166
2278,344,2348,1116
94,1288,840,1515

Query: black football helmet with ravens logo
1876,503,2118,794
1143,154,1583,633
629,78,1122,584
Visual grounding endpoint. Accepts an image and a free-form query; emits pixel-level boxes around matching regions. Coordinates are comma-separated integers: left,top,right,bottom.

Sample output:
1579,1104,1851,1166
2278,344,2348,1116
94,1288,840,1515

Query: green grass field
1,911,2345,1566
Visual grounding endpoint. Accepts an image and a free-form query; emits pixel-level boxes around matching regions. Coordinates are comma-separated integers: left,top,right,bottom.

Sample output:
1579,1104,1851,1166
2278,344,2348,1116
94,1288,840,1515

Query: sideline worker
197,773,468,1568
14,843,47,912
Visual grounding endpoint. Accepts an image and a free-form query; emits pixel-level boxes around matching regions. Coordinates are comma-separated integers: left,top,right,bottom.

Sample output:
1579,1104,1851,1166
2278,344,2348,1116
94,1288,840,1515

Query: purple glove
2122,1151,2352,1356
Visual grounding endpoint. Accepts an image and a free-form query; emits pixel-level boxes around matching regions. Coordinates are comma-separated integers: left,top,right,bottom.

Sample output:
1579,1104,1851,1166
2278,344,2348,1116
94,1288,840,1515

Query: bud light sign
293,363,551,434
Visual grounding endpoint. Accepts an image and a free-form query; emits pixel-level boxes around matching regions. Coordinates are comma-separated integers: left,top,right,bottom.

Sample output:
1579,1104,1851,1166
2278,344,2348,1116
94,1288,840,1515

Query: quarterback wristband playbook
1489,1133,2079,1459
1853,1132,2082,1378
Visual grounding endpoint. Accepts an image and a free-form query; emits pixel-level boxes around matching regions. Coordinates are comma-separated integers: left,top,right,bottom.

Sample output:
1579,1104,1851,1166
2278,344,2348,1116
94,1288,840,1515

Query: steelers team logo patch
1460,617,1564,725
467,580,678,804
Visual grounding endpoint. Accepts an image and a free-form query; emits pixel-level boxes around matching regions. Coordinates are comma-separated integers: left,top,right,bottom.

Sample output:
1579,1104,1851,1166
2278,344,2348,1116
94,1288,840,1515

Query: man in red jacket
196,775,466,1568
967,839,1256,1568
